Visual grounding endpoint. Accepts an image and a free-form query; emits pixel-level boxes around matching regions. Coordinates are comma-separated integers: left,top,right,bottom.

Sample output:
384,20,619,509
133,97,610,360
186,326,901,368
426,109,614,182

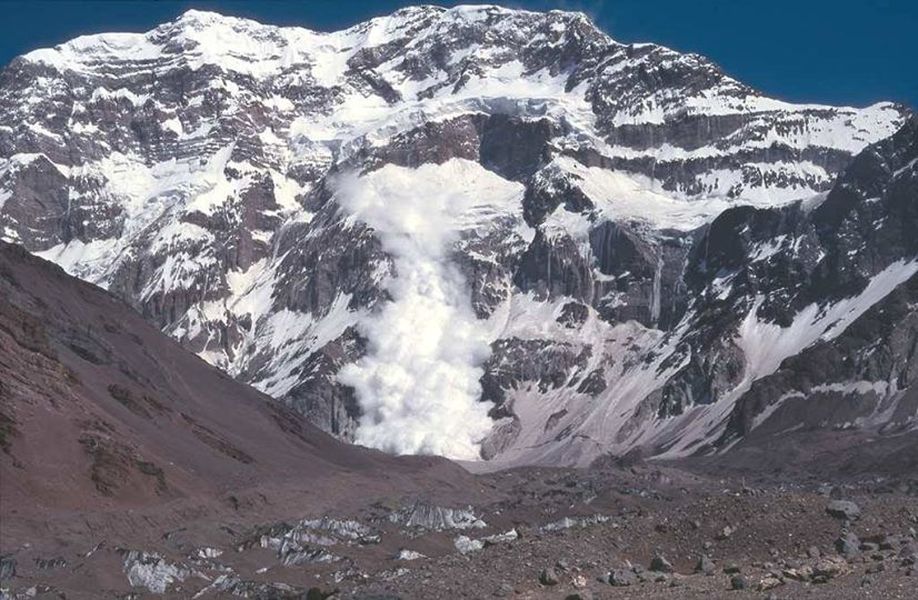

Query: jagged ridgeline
0,5,914,465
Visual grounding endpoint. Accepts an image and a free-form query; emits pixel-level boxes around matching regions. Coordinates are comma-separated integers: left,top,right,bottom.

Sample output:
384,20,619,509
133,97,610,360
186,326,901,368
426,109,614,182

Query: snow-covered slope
1,5,914,465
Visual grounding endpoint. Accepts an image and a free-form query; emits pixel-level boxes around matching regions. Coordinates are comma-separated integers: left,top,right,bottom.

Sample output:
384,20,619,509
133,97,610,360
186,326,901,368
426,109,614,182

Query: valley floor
2,456,916,599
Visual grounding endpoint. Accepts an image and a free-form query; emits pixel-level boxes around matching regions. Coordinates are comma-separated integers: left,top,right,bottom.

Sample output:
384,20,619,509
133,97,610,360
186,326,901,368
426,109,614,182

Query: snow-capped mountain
1,5,914,465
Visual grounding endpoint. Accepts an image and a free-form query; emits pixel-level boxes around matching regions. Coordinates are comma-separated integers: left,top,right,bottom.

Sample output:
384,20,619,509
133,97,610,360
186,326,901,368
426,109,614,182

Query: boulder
723,562,742,575
608,569,637,587
0,556,15,581
813,557,848,582
539,567,559,586
757,575,783,591
826,500,861,521
835,532,861,559
782,565,813,581
695,556,716,575
649,555,674,573
306,588,336,600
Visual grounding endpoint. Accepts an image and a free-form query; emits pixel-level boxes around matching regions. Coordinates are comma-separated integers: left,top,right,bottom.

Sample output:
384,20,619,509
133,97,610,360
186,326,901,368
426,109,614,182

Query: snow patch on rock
122,550,189,595
388,501,487,531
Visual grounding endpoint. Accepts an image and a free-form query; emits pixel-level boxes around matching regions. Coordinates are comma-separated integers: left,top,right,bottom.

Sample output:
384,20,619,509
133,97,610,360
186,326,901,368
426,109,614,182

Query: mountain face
0,5,915,465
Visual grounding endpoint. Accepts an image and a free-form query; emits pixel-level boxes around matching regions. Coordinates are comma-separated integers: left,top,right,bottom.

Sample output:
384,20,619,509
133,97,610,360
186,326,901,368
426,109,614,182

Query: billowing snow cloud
335,159,523,460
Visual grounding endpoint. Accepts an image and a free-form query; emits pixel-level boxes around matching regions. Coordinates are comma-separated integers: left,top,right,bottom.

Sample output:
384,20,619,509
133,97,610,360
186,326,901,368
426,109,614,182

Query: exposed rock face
0,6,914,464
708,119,918,452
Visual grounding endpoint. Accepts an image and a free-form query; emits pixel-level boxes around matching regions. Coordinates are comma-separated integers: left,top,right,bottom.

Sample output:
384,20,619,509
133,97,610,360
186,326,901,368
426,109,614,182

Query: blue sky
1,0,915,109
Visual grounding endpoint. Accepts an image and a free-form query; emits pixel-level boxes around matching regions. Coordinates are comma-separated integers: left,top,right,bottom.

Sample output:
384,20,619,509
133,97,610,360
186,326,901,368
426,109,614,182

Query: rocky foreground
2,458,916,599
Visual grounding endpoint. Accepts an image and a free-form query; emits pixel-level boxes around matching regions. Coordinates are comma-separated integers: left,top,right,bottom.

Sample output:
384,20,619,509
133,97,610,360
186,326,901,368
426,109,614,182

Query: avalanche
336,159,524,459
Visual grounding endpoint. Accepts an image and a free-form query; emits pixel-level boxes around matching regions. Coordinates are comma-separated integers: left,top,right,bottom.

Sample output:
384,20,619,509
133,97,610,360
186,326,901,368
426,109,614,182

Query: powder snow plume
335,160,522,460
